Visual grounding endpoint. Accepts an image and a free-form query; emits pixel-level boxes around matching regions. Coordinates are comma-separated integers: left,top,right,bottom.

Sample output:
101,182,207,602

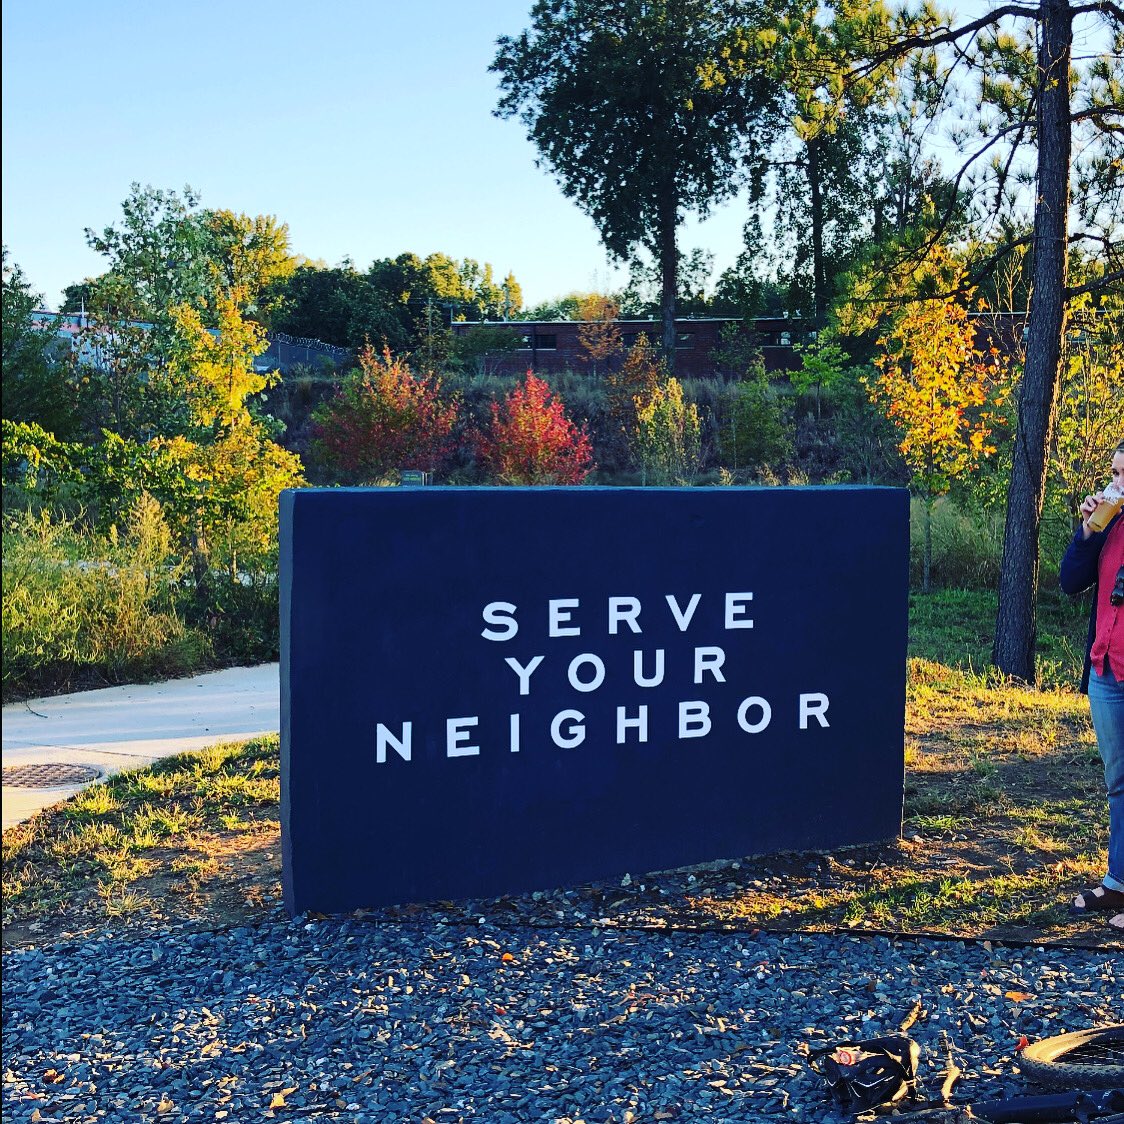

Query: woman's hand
1080,492,1104,538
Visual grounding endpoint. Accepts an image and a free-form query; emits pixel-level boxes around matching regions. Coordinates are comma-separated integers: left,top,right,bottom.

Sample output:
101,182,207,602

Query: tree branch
850,5,1042,80
1066,268,1124,298
1069,104,1124,126
1071,0,1124,18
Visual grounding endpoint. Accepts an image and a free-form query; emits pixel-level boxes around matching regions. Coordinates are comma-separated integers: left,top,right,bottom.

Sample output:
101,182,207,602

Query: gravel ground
3,910,1121,1124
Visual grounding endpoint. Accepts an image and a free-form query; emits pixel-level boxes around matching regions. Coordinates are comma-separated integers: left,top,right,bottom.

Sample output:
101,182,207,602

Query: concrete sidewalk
2,664,280,829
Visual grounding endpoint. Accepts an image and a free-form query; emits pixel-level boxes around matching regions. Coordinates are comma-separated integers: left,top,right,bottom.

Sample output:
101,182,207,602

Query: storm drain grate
2,763,103,789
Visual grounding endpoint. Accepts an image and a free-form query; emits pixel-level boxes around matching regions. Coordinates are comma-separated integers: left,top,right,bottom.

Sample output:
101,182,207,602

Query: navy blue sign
280,487,909,916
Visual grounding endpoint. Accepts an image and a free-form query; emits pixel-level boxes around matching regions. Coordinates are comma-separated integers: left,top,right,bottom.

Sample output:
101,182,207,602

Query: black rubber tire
1018,1025,1124,1090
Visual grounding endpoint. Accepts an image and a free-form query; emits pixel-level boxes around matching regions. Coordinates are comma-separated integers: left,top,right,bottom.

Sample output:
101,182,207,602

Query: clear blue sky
1,0,750,312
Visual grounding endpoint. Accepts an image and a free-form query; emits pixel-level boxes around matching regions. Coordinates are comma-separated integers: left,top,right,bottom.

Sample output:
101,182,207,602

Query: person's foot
1070,885,1124,915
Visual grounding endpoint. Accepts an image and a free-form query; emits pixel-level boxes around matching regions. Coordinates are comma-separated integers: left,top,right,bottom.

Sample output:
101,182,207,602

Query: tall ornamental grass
2,493,209,701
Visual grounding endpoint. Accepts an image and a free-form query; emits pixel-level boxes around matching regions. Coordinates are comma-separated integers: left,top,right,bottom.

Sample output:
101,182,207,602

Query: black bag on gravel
809,1034,922,1113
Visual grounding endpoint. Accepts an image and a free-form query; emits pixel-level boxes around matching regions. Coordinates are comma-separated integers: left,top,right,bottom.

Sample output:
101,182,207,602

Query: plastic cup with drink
1089,481,1124,532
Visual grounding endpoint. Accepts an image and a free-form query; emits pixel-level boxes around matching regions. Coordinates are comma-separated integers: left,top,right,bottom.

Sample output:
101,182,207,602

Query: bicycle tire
1018,1025,1124,1090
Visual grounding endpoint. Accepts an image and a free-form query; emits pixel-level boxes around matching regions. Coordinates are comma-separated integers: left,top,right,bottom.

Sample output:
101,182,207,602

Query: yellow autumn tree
1051,296,1124,525
170,288,273,429
163,288,303,576
867,289,1011,592
576,293,623,373
635,376,701,485
605,332,665,471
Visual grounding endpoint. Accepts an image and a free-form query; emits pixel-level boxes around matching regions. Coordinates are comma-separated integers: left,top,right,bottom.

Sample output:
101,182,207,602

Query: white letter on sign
377,722,412,763
552,710,586,748
568,653,606,693
617,706,649,744
633,648,665,687
549,598,581,637
482,602,518,641
725,592,754,629
609,596,642,634
799,693,830,729
679,701,711,739
447,717,480,757
737,697,772,734
665,593,701,632
694,646,726,684
505,655,544,696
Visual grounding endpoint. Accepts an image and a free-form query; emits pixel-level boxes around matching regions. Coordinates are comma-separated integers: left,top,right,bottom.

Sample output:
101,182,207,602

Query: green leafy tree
791,335,854,418
519,292,588,321
2,249,78,438
70,185,300,441
274,253,526,351
272,262,406,350
60,185,211,440
712,320,766,377
83,183,210,332
493,0,782,365
718,362,791,472
69,270,191,440
452,325,522,376
202,209,297,323
790,0,1122,679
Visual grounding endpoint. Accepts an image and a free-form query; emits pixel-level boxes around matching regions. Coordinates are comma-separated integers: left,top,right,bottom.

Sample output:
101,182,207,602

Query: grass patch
907,586,1089,689
2,737,281,942
673,658,1113,945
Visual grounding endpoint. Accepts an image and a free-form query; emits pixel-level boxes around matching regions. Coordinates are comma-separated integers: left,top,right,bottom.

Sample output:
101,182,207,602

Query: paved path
1,665,279,829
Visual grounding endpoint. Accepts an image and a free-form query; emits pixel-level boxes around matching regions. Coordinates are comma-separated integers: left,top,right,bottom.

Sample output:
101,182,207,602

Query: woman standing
1060,440,1124,932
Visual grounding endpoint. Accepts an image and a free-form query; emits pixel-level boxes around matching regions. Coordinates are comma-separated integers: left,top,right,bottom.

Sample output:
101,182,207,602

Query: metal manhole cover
2,763,103,789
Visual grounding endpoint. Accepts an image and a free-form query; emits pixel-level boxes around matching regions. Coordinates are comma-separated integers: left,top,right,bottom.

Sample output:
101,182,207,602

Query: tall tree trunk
658,189,679,372
992,0,1072,684
923,495,933,594
807,134,826,328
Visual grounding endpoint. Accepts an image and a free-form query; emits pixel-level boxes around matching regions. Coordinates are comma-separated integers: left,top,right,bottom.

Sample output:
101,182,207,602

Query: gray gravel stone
3,919,1120,1123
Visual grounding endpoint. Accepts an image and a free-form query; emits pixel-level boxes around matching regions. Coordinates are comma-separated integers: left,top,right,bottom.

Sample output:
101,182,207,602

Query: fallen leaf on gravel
157,1098,175,1114
1004,991,1033,1002
42,1069,64,1084
501,952,516,963
269,1088,297,1108
1015,1035,1030,1051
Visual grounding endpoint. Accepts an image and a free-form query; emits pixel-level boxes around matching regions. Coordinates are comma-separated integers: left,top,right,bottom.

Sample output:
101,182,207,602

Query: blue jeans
1088,665,1124,892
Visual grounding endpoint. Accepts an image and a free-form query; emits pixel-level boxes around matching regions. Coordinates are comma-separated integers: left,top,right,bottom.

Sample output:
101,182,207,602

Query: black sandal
1070,886,1124,915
